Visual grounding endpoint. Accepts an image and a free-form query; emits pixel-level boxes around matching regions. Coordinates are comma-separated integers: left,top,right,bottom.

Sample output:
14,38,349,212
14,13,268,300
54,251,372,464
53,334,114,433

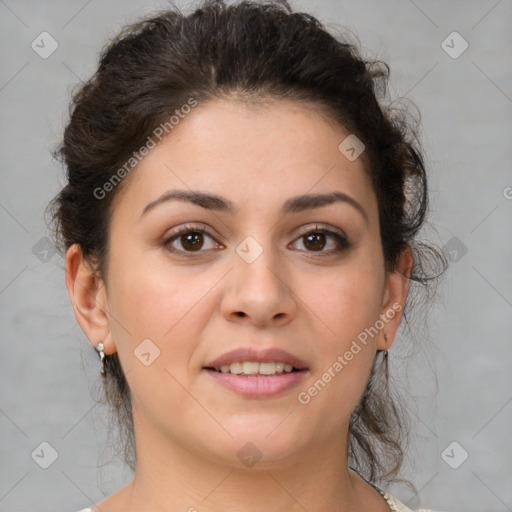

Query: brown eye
290,227,350,256
180,232,204,251
303,232,326,251
164,225,222,255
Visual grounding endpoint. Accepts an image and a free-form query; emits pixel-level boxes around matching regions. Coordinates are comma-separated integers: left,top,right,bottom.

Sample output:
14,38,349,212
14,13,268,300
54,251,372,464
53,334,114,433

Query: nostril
235,311,246,317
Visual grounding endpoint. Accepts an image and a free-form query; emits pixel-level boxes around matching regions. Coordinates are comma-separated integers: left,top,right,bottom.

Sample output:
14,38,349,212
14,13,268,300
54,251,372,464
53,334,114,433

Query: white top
76,491,437,511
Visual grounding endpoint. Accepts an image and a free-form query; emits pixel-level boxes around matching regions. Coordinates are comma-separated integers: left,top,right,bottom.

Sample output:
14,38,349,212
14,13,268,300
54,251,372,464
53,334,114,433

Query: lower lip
203,369,308,397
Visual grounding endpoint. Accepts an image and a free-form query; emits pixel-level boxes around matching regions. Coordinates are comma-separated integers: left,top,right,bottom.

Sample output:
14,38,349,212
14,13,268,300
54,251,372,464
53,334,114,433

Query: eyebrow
140,189,368,223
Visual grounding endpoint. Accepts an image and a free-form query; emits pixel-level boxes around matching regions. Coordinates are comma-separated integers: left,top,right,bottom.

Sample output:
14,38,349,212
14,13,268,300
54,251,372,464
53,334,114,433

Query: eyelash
163,223,351,258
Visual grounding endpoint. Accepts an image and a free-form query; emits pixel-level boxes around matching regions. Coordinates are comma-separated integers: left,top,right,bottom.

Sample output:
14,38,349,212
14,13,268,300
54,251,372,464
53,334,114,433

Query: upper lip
204,347,309,370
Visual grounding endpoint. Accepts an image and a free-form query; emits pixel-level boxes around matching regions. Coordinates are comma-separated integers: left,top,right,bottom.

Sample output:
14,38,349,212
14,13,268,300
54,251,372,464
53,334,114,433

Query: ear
65,244,115,354
377,246,414,351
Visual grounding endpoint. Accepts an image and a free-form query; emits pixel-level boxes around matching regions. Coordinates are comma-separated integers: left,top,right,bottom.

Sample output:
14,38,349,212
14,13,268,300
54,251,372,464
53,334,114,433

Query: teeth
213,361,297,375
243,361,260,375
258,362,276,375
230,362,243,374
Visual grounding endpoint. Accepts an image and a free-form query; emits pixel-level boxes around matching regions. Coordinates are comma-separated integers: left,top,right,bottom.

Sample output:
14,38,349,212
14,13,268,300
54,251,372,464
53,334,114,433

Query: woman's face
75,98,409,468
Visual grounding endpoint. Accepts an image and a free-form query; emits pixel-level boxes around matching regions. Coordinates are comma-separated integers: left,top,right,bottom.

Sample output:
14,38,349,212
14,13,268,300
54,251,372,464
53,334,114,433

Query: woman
48,1,446,510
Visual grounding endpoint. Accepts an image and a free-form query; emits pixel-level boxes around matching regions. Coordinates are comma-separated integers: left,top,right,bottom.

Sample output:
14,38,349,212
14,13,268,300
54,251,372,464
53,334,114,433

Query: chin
221,419,309,464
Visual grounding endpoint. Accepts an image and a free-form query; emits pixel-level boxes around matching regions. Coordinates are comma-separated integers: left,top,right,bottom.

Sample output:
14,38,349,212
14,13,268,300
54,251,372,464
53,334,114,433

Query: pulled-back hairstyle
48,0,447,484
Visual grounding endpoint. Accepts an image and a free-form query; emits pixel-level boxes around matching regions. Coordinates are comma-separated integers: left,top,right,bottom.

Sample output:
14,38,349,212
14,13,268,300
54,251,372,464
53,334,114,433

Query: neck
106,410,388,512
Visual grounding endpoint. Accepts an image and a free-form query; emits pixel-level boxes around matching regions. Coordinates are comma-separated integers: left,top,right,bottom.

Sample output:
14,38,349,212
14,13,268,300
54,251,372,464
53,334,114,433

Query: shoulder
383,490,439,512
76,494,440,512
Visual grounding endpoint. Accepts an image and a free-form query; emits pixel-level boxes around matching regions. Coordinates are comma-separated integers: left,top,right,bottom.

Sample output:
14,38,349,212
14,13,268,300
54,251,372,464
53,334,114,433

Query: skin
66,98,412,512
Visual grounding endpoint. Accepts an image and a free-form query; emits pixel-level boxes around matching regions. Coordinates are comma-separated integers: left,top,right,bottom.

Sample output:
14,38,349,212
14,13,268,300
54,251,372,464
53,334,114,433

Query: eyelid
163,223,223,251
293,223,347,239
164,222,208,239
162,222,350,256
289,223,351,255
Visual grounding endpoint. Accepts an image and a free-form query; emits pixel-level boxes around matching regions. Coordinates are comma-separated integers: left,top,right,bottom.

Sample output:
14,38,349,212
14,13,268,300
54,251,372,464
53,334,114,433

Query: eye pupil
304,232,326,251
181,232,204,251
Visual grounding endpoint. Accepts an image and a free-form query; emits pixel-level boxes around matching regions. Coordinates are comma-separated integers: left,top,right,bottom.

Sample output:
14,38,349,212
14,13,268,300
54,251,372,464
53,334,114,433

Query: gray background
1,0,511,511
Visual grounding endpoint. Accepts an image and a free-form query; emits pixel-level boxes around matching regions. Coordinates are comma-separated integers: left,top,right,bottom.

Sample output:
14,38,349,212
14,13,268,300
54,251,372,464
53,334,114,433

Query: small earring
97,342,106,375
383,333,389,358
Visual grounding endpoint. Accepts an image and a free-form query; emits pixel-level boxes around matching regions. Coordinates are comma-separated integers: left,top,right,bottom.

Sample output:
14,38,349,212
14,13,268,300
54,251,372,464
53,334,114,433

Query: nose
220,245,297,328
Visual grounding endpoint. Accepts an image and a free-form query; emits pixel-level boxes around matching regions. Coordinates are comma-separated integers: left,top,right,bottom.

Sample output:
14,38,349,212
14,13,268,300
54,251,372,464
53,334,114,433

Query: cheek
309,261,384,350
104,260,214,420
105,255,212,367
294,257,383,413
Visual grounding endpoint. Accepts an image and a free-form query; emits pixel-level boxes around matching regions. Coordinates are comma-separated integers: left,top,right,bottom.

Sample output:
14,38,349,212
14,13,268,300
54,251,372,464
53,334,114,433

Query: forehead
113,98,377,220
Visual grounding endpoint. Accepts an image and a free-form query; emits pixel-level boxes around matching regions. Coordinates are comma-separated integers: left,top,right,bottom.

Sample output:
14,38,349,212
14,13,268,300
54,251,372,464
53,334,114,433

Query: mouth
203,348,309,397
205,361,301,376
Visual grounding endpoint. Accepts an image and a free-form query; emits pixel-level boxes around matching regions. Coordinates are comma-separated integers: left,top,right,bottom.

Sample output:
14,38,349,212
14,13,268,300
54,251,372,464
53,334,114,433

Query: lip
204,369,308,398
204,347,309,370
203,347,309,398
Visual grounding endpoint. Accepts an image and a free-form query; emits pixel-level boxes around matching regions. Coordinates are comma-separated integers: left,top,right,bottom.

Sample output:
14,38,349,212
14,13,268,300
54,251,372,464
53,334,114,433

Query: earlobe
65,244,115,354
378,246,414,351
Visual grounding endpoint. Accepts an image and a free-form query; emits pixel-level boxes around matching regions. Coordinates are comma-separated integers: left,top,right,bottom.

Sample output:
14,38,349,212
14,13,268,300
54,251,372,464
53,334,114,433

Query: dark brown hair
48,0,447,484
